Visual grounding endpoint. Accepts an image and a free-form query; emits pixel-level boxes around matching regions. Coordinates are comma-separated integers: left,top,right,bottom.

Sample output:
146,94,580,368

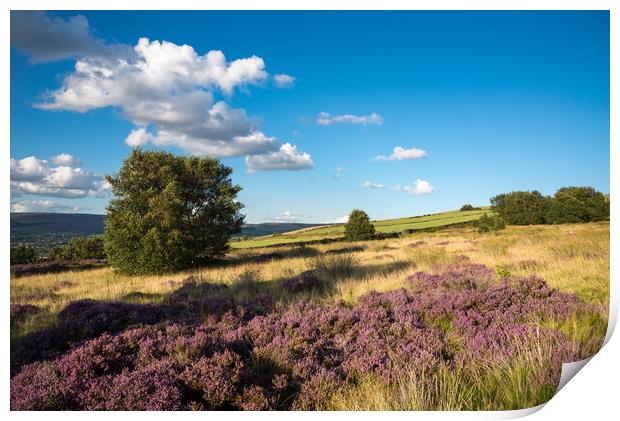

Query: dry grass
11,221,609,341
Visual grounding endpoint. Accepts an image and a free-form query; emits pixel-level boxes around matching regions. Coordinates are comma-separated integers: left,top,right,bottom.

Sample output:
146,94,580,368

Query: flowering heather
11,264,602,410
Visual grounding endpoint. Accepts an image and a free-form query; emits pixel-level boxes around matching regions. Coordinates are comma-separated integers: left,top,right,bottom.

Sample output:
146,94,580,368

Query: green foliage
10,245,37,265
490,191,551,225
50,236,106,262
103,149,244,275
344,209,376,241
460,204,477,211
476,214,506,233
546,187,610,224
491,187,609,226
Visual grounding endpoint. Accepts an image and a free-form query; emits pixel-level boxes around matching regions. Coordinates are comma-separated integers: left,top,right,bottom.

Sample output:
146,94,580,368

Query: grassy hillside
232,208,492,249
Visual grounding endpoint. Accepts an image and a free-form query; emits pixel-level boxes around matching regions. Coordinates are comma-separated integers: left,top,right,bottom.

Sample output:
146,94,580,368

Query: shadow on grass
10,257,412,377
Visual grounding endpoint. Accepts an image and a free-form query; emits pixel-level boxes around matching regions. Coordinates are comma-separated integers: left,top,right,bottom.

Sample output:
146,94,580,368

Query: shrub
490,191,551,225
476,214,506,233
546,187,610,224
344,209,375,241
11,246,37,265
104,150,244,274
460,204,476,211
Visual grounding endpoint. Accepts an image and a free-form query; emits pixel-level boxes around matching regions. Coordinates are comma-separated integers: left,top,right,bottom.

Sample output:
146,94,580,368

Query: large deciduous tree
104,149,244,274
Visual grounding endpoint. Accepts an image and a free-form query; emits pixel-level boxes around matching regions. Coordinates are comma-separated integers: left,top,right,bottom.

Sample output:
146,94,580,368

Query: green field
231,208,492,249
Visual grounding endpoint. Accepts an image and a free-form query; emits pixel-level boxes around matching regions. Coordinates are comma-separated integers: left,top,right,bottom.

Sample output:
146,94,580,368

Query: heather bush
11,264,601,410
10,304,40,326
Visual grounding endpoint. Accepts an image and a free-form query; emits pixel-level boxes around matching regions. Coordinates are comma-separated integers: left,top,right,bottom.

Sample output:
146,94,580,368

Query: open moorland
10,221,609,410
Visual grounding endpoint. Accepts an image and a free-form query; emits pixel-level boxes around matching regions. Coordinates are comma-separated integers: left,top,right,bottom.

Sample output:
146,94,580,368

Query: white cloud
10,156,49,181
124,128,153,148
10,155,110,199
273,74,296,88
335,166,344,179
373,146,428,161
51,153,80,166
245,143,314,173
363,181,384,189
35,38,270,152
403,179,435,195
19,12,312,171
11,200,81,213
316,112,383,126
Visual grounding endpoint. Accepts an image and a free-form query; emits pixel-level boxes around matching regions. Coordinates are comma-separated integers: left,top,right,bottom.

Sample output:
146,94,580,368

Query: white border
2,1,617,419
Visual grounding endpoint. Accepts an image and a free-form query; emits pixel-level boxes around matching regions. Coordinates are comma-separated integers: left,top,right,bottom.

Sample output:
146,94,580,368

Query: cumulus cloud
10,155,110,199
273,74,296,88
363,181,384,189
34,37,279,158
316,112,383,126
403,179,435,195
10,156,49,181
124,128,153,148
10,11,125,63
11,200,81,213
16,12,313,171
373,146,428,161
331,215,349,224
245,143,314,173
51,153,80,166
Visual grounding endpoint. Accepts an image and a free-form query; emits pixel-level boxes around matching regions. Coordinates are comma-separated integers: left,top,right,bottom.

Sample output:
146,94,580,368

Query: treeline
491,187,609,226
11,236,106,265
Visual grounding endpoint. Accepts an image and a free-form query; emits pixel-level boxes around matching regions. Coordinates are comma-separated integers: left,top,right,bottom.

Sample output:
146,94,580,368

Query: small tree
104,149,244,275
10,245,36,265
344,209,375,241
460,204,475,211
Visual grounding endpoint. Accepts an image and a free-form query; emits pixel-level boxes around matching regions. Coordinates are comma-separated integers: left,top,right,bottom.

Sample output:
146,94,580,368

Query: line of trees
490,187,609,225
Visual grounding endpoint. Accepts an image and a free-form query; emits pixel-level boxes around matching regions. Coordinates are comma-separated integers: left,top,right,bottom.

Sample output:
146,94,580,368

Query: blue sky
10,11,609,223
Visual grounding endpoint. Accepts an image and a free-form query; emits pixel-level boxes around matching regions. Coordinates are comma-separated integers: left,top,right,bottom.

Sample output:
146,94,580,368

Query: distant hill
11,213,105,236
10,212,327,248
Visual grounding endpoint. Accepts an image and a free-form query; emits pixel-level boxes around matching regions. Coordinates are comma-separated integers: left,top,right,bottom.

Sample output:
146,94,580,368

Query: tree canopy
103,149,244,274
344,209,376,241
